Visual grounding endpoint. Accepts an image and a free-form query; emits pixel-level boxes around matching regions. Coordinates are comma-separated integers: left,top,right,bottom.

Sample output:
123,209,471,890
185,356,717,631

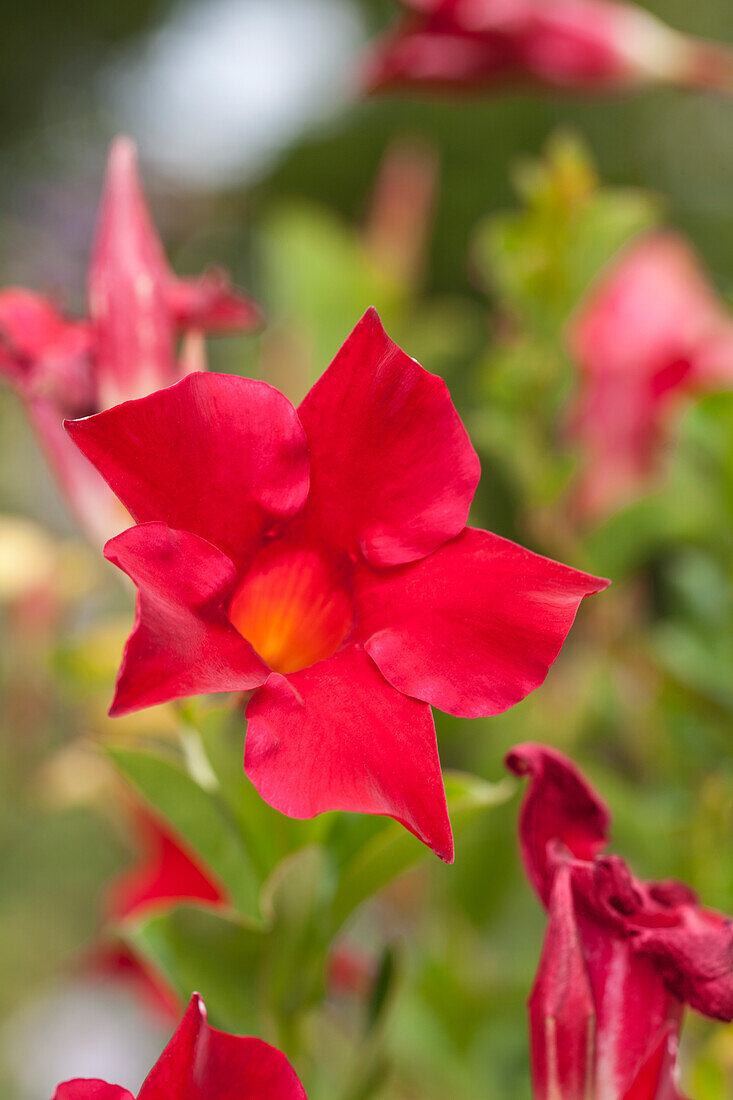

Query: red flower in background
0,137,261,544
568,232,733,519
365,0,733,96
67,308,607,862
52,993,307,1100
506,743,733,1100
99,809,226,1018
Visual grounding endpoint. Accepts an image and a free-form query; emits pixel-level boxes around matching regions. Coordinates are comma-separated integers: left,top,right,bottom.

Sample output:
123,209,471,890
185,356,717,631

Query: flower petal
105,522,268,716
622,1026,685,1100
574,909,682,1100
106,808,225,922
359,528,608,719
632,906,733,1022
528,864,595,1100
88,136,177,407
166,270,263,334
53,1084,134,1100
568,232,732,518
66,371,309,569
245,645,453,861
505,743,611,906
0,288,94,412
297,308,479,567
138,994,307,1100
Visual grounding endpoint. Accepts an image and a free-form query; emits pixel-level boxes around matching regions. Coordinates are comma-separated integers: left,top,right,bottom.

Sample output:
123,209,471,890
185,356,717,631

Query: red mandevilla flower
506,743,733,1100
568,232,733,519
52,993,307,1100
66,308,607,861
0,137,261,544
364,0,733,96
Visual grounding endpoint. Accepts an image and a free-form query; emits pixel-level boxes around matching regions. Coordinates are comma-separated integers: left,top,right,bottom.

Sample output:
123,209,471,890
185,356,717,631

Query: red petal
297,308,479,567
166,270,263,334
505,743,611,906
138,994,307,1100
0,288,94,411
358,528,608,718
363,28,503,94
571,233,724,386
66,371,309,569
106,808,225,921
622,1026,685,1100
632,906,733,1022
364,1,733,94
245,645,453,861
105,523,268,716
528,865,595,1100
574,909,682,1100
568,232,732,517
53,1083,134,1100
88,137,177,407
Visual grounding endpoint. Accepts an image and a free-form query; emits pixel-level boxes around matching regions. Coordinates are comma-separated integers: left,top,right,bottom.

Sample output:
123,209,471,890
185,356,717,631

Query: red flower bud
508,743,733,1098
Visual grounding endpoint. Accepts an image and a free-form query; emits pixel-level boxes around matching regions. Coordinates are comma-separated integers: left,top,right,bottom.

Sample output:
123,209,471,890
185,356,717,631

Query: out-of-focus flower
568,232,733,519
506,743,733,1100
0,137,261,545
52,993,307,1099
98,808,226,1018
67,308,607,862
365,0,733,96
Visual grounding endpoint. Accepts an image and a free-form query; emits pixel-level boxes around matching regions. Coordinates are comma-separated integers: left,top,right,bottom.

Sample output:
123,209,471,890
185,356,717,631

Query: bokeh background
1,1,733,1097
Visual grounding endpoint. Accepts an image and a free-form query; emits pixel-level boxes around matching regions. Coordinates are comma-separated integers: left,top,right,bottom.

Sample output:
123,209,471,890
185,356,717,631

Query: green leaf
107,746,261,922
125,904,264,1034
328,773,513,934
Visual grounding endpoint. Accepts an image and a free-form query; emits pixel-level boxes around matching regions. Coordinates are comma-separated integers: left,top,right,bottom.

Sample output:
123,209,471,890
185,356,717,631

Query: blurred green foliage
1,2,733,1098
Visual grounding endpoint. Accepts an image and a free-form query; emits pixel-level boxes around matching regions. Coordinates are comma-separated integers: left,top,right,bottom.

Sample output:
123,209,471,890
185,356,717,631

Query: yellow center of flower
228,541,353,675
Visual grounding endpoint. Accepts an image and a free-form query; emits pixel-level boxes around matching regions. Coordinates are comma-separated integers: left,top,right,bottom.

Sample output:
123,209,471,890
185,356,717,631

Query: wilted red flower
98,809,226,1018
365,0,733,96
506,743,733,1100
67,308,607,862
0,137,261,543
568,232,733,519
52,993,307,1100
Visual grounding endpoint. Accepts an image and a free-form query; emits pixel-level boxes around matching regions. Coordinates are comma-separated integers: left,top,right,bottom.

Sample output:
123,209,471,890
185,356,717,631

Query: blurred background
1,1,733,1097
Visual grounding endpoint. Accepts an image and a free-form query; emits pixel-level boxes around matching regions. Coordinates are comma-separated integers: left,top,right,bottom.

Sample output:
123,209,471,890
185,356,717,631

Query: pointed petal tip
106,135,139,178
187,991,206,1017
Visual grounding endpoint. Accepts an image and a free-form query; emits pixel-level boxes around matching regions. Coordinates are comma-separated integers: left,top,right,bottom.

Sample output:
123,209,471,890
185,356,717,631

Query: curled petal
505,743,611,906
66,372,309,569
245,645,453,861
528,865,596,1100
166,270,263,334
358,528,608,718
105,523,268,716
298,308,480,567
632,908,733,1022
53,1084,134,1100
138,994,307,1100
